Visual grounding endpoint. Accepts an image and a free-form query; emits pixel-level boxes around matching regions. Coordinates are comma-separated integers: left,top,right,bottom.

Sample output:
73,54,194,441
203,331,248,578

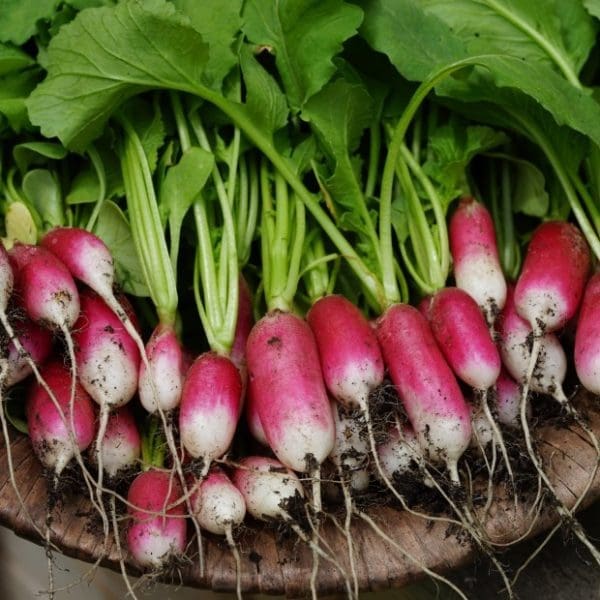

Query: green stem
365,123,381,199
500,159,518,279
170,92,191,153
85,144,107,231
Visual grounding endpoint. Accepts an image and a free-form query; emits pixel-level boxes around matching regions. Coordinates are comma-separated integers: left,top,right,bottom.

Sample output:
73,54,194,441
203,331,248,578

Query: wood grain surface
0,393,598,597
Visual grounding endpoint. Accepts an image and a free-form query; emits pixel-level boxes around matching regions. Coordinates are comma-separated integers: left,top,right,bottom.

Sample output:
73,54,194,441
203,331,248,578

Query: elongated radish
179,352,242,466
424,288,501,390
246,311,335,474
514,221,590,335
26,361,96,479
376,304,471,483
575,272,600,394
449,197,507,321
245,386,268,446
93,406,141,480
307,294,384,410
138,324,184,414
126,469,187,570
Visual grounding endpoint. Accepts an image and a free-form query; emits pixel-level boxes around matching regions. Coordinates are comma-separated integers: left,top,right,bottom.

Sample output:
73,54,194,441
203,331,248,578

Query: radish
574,272,600,394
449,197,507,322
375,304,471,483
189,468,246,599
376,422,424,483
246,311,335,474
514,221,590,336
126,469,187,570
138,324,184,414
179,352,242,467
93,406,141,480
5,315,53,387
245,385,268,446
26,361,96,480
230,275,254,397
494,368,525,428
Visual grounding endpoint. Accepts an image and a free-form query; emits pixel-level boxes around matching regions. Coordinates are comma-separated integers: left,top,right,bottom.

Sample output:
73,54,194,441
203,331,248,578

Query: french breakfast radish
246,311,335,474
574,272,600,395
126,469,187,570
179,352,242,466
449,197,507,321
376,304,471,483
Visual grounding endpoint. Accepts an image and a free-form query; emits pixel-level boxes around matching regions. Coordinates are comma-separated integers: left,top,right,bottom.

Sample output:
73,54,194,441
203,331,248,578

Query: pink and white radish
245,385,268,446
574,272,600,395
376,423,424,483
230,275,254,397
179,352,242,470
93,406,141,480
246,311,335,476
126,469,187,570
449,197,507,322
376,304,471,483
494,368,526,428
26,361,96,481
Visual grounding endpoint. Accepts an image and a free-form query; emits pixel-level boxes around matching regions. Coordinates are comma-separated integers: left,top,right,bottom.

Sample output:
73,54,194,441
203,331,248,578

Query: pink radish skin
6,316,53,387
424,288,501,390
138,324,184,413
179,352,242,462
232,456,304,521
26,362,96,476
330,402,370,492
575,272,600,394
514,221,590,334
246,311,335,473
494,368,524,428
376,304,472,481
497,285,567,400
449,197,507,316
230,275,254,395
307,295,384,409
73,291,140,410
95,406,141,479
126,469,187,569
245,386,268,446
190,469,246,535
9,244,79,330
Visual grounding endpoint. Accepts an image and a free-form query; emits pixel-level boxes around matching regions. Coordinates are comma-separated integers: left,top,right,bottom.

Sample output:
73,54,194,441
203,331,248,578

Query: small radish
245,385,268,446
26,361,96,479
377,423,423,482
138,324,184,414
494,368,525,428
179,352,242,466
93,406,141,480
307,294,384,411
246,311,335,475
230,275,254,397
575,272,600,395
497,285,568,402
423,288,501,390
376,304,472,483
330,403,370,492
470,407,494,450
126,469,187,570
449,197,507,321
514,221,590,335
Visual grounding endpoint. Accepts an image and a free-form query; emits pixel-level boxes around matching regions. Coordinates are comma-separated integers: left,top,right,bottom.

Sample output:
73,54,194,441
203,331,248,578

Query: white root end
109,495,139,600
225,525,242,600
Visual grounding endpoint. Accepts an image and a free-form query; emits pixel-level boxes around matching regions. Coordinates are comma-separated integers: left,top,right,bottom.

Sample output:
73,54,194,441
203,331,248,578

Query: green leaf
0,0,60,44
510,157,549,217
66,167,99,205
0,69,40,132
13,141,67,174
4,201,37,244
424,121,508,207
0,44,34,76
242,0,363,111
92,200,150,297
359,0,600,149
239,44,288,139
421,0,596,83
27,0,210,151
584,0,600,20
21,169,64,230
171,0,243,88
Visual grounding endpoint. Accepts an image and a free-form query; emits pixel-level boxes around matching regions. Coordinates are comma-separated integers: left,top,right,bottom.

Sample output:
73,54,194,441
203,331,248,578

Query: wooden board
0,394,598,597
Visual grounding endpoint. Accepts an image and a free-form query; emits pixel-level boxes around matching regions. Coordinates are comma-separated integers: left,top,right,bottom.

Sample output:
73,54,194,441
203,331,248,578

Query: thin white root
339,472,359,600
110,495,138,600
310,468,322,600
225,524,242,600
95,407,111,555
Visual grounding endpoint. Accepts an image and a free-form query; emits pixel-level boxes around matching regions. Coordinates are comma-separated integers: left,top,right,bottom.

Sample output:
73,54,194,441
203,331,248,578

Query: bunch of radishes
2,184,599,599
